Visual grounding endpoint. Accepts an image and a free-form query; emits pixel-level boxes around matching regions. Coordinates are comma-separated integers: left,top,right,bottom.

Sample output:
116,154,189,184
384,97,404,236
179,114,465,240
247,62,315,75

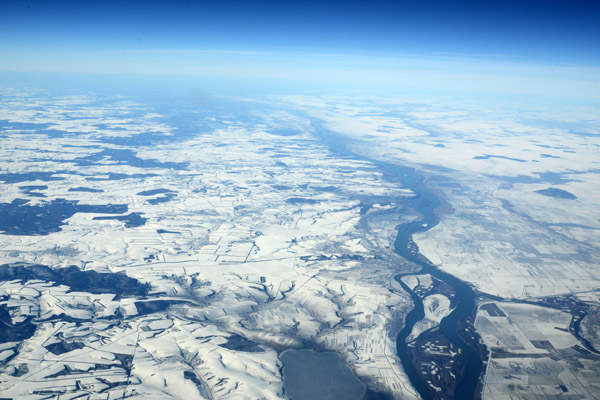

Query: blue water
310,119,483,399
280,349,365,400
388,164,482,400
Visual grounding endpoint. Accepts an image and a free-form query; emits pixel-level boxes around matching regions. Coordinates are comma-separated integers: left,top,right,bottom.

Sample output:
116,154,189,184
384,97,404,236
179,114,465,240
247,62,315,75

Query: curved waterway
310,120,483,399
389,165,482,400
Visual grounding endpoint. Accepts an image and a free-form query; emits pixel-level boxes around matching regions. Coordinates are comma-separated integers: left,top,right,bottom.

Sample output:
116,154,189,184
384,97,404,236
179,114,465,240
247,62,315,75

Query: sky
1,0,599,98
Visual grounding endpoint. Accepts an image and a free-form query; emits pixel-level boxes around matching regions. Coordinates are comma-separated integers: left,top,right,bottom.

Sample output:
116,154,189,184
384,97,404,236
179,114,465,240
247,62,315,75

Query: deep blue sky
2,0,599,61
1,0,599,97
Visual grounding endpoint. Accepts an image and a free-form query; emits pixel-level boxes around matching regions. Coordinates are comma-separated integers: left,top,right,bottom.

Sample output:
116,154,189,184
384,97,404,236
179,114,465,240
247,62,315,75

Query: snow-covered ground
0,89,421,399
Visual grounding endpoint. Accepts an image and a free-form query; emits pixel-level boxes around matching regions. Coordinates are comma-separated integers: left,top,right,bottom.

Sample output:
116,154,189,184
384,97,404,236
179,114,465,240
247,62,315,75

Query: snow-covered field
0,89,421,399
1,88,599,399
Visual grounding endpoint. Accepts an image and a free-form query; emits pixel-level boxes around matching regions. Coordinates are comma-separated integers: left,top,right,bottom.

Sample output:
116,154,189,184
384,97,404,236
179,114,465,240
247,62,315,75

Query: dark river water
388,164,482,400
311,120,483,399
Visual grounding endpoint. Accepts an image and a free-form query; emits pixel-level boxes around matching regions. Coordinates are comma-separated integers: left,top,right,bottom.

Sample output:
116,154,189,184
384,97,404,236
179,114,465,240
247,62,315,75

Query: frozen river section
311,119,484,400
280,349,365,400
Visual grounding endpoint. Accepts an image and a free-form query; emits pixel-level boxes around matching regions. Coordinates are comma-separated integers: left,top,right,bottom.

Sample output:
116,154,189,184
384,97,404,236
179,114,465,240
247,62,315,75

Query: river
388,163,482,400
310,119,484,399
